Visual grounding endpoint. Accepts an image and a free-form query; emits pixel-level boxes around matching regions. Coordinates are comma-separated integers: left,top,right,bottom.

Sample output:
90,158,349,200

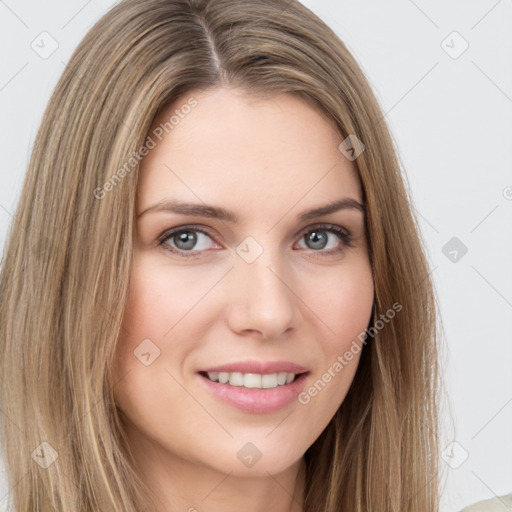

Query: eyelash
157,223,354,260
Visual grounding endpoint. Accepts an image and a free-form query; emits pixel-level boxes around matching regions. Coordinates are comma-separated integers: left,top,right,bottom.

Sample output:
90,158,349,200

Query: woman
0,0,440,510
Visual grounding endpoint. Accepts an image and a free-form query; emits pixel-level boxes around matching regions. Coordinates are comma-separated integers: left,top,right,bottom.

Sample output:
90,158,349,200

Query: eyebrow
137,197,365,222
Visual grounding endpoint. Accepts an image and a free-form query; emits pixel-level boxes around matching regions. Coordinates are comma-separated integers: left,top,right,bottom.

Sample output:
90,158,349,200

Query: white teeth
229,372,244,386
204,371,299,389
218,372,229,384
208,371,219,381
243,373,262,388
261,374,277,388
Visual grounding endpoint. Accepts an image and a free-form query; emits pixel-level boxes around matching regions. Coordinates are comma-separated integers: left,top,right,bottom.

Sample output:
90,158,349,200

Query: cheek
112,256,219,416
295,259,373,420
329,275,373,350
113,261,178,399
305,257,374,347
120,256,210,341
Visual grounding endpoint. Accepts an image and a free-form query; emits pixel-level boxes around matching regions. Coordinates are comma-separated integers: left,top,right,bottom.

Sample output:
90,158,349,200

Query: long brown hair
0,0,440,510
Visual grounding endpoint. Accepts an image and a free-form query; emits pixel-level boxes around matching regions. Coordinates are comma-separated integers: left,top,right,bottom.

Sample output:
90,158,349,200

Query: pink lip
199,360,308,374
197,360,309,414
198,373,309,414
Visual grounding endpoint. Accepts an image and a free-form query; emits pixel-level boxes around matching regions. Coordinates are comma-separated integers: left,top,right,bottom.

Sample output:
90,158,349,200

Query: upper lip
198,360,309,374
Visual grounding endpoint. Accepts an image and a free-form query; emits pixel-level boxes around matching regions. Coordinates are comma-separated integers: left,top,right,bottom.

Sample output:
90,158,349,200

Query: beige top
459,494,512,512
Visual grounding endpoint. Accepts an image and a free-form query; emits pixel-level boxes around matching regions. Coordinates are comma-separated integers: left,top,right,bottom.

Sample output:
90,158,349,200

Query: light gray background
1,1,511,511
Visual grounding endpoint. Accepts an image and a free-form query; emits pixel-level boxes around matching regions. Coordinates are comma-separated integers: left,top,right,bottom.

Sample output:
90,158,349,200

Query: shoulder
458,493,512,512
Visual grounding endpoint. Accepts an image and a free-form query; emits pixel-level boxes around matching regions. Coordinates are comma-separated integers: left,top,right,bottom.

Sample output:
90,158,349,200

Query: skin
112,86,374,512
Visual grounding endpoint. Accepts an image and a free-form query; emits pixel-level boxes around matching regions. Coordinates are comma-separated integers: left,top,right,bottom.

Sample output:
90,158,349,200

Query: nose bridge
227,237,297,337
239,245,283,295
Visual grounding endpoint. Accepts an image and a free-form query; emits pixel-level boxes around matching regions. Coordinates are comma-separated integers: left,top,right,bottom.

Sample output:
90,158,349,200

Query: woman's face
113,86,374,483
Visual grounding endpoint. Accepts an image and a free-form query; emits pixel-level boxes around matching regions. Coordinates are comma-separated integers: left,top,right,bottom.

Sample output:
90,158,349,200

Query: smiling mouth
199,371,306,389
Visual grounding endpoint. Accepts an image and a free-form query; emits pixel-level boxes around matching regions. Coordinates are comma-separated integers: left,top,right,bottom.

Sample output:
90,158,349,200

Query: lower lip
198,373,309,414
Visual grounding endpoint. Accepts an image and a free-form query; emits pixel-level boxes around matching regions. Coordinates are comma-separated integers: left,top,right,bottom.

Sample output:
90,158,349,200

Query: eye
296,224,353,255
158,226,219,257
157,223,354,259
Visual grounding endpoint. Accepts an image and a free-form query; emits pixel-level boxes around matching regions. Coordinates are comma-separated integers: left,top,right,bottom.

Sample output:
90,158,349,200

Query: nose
225,245,299,340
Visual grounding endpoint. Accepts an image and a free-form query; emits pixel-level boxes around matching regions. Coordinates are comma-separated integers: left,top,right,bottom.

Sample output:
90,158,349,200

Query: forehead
137,87,362,212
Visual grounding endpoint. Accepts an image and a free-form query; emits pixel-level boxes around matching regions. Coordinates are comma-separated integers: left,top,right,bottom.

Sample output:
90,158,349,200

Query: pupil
175,231,197,250
307,230,327,250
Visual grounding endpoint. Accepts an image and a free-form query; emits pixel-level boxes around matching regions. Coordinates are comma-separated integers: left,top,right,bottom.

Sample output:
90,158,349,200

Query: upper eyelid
158,224,216,242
